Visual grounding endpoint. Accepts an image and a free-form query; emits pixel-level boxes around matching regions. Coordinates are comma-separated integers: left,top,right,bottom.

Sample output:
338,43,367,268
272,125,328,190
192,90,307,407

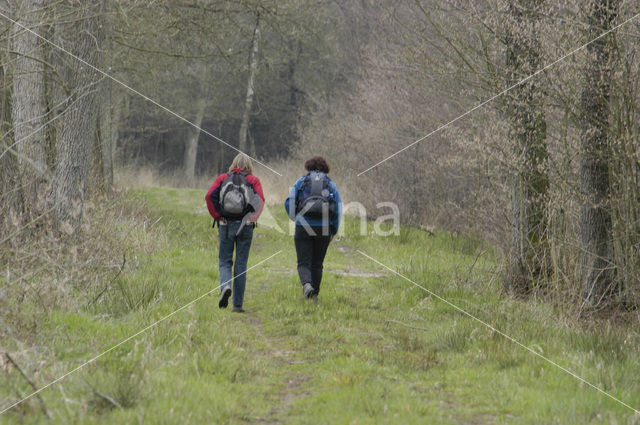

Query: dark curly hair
304,156,330,173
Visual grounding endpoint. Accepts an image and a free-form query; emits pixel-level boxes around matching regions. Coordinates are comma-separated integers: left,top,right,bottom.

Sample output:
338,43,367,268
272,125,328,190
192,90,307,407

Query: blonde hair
229,153,253,174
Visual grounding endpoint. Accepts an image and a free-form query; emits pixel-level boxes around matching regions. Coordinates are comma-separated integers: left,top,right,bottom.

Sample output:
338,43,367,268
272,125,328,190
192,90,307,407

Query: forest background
2,0,640,323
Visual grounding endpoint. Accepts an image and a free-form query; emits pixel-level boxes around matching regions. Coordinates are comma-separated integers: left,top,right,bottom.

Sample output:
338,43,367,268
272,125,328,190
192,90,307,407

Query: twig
4,353,51,418
82,378,122,410
464,249,487,284
386,319,430,332
88,254,126,307
418,225,435,236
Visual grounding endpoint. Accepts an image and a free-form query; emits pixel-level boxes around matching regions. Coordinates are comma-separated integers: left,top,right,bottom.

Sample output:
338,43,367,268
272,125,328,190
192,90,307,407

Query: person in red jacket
205,154,265,313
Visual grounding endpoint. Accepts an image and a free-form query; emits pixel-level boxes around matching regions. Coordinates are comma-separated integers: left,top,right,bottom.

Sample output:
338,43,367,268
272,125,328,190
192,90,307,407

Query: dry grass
114,160,361,209
115,166,211,191
0,190,164,342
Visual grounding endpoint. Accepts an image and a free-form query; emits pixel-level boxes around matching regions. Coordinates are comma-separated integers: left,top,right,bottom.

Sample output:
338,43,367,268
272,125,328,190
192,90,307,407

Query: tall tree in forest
1,49,21,235
183,97,206,183
503,0,549,294
51,1,101,233
238,12,260,155
10,0,49,217
96,0,115,193
579,0,620,305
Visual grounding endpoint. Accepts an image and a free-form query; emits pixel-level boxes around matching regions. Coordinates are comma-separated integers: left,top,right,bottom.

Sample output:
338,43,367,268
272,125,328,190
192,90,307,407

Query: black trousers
294,226,332,294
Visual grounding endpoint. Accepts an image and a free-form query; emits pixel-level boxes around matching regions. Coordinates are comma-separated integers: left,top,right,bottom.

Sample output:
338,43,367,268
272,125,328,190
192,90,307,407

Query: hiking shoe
218,286,231,308
302,283,314,299
232,306,245,313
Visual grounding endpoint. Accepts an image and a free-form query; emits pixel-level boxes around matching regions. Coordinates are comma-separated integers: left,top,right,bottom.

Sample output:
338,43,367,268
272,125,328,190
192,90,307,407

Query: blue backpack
296,171,335,218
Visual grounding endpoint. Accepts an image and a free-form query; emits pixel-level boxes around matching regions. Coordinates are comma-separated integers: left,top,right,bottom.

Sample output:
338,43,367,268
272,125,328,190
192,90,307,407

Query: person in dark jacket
284,156,342,300
206,154,265,313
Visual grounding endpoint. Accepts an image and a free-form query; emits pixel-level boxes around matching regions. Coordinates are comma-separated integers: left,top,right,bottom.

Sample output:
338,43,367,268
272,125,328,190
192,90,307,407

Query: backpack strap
229,170,249,176
294,175,309,212
228,171,248,185
309,171,324,197
220,173,232,189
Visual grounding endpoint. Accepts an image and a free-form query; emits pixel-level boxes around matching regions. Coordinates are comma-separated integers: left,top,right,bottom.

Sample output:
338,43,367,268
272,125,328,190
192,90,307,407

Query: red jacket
205,168,265,222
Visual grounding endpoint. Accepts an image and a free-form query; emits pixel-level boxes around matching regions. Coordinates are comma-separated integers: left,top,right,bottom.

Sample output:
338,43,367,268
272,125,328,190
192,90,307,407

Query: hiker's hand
221,218,228,225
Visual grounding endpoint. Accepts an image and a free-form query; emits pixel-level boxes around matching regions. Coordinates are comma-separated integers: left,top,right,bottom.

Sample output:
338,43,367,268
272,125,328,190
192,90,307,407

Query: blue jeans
219,221,254,307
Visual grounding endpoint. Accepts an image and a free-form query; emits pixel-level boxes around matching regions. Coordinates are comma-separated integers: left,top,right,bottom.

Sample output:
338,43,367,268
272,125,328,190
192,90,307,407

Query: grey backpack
219,172,252,219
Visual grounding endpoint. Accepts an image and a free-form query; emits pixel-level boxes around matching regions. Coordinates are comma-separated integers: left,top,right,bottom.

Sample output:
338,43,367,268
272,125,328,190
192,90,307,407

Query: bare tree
579,0,620,306
183,97,206,183
1,47,22,236
503,0,549,294
51,1,101,233
96,0,115,193
96,82,113,192
238,11,260,155
10,0,49,217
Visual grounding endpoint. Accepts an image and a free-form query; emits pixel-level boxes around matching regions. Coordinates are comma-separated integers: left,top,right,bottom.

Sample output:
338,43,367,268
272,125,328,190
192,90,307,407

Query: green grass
1,187,640,424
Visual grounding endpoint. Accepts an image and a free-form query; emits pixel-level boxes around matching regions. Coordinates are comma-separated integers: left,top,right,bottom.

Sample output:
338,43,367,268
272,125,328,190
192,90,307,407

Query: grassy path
1,187,639,424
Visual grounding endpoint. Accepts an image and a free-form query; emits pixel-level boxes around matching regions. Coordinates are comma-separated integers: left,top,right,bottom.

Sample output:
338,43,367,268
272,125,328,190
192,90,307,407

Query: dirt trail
241,245,386,423
267,268,387,279
239,312,310,424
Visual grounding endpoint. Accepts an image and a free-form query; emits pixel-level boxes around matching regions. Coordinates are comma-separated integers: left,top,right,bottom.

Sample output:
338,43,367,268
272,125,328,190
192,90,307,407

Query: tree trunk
1,50,22,237
288,38,303,126
579,0,620,306
11,0,49,217
96,82,113,192
218,120,225,174
504,0,549,295
248,129,255,157
183,99,206,184
110,91,126,170
238,13,260,153
52,2,101,234
97,0,114,193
